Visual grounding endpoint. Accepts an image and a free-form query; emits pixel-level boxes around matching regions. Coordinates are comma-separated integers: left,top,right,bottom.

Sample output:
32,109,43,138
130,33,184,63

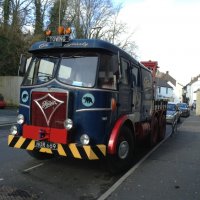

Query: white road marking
0,123,15,127
23,163,44,172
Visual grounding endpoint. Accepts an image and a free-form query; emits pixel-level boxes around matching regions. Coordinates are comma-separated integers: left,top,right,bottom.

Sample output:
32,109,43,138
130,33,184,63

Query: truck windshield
22,52,117,89
57,56,98,87
23,56,58,85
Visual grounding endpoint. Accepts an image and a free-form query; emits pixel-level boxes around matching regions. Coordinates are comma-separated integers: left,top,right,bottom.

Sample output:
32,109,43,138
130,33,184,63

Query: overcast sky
115,0,200,85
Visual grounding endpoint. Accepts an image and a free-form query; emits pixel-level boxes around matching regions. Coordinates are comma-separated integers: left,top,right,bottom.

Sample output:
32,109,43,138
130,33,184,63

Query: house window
158,87,161,93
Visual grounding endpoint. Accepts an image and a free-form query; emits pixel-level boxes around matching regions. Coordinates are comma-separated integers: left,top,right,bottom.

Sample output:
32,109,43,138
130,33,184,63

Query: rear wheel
107,126,134,174
177,116,181,123
150,116,159,147
27,150,54,160
171,119,178,135
158,115,166,141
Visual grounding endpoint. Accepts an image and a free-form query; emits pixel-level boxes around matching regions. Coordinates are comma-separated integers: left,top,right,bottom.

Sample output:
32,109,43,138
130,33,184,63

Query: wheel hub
118,141,129,159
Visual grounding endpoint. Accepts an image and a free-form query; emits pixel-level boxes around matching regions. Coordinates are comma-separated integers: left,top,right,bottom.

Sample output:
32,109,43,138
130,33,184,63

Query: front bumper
181,111,189,117
166,117,174,124
8,135,106,160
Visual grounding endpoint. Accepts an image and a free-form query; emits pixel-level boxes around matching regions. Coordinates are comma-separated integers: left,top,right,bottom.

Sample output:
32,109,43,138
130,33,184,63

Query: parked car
0,93,6,109
177,103,190,117
166,102,181,124
191,102,196,110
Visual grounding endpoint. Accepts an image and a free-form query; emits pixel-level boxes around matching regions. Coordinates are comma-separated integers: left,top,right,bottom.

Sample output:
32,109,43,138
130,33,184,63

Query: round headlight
17,114,24,124
80,134,90,145
10,125,18,135
64,119,73,130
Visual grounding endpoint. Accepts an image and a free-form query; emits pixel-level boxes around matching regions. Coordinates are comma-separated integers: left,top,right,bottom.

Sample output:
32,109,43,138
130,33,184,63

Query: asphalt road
0,108,177,200
0,126,122,199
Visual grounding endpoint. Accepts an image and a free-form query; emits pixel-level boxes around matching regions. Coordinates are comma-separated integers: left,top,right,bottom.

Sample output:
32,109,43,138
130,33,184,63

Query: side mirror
18,54,27,76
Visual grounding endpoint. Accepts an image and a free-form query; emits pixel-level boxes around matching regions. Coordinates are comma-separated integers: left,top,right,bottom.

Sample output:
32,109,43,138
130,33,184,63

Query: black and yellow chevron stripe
8,135,106,160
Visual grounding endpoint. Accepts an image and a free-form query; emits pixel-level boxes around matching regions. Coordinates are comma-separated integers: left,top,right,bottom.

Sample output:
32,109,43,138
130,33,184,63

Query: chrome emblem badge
34,93,64,126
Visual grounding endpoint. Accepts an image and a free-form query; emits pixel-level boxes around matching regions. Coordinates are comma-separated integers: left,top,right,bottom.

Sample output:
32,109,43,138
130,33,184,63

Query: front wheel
107,126,134,174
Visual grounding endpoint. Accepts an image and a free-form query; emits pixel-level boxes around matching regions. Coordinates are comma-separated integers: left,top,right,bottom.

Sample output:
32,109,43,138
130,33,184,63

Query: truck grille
31,91,67,128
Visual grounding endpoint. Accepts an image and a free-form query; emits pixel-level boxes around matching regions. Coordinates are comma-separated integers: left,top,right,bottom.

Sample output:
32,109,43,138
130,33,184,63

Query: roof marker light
45,29,52,36
57,26,65,35
65,27,72,35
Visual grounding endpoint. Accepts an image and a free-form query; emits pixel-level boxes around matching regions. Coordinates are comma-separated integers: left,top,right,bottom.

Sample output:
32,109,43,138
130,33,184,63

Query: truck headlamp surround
17,114,24,124
10,125,18,135
64,118,73,130
80,134,90,145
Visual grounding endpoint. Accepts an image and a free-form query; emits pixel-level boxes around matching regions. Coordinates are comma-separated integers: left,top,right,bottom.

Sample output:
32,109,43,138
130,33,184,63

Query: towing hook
39,129,48,140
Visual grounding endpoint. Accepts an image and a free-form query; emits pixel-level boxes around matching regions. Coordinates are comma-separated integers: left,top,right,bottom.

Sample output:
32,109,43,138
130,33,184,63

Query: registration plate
35,141,58,150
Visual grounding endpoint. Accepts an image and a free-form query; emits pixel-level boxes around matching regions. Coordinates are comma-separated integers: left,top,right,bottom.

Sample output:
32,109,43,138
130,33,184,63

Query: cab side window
132,66,140,87
121,59,129,85
141,67,153,100
98,54,118,90
141,68,152,91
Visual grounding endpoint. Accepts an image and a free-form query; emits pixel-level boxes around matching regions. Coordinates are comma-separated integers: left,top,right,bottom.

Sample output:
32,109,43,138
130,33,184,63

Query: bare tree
34,0,43,34
79,0,114,39
63,0,137,56
1,0,11,30
48,0,68,34
9,0,33,32
101,4,137,57
41,0,53,28
65,0,84,38
64,0,116,39
0,1,2,23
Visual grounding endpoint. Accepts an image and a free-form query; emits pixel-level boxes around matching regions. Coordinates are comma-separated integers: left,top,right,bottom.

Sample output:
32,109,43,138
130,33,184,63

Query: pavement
0,108,17,125
0,117,16,125
99,111,200,200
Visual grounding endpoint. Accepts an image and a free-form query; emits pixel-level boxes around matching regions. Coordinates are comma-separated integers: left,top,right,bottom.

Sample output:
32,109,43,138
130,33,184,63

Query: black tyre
158,115,166,141
150,117,159,147
171,119,177,135
27,150,54,160
107,126,134,174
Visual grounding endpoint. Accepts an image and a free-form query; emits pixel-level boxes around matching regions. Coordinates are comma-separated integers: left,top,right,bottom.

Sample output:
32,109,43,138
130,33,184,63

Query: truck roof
29,37,151,73
30,38,139,62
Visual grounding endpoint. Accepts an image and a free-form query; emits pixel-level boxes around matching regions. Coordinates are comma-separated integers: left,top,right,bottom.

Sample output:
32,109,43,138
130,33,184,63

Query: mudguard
107,115,128,155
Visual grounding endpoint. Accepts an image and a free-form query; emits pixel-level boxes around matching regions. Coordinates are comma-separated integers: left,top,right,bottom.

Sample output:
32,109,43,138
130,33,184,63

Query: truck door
131,64,142,121
140,67,154,121
118,58,132,115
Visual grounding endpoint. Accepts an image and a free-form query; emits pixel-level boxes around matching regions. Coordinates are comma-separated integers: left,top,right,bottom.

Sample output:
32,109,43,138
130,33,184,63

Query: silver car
166,102,180,124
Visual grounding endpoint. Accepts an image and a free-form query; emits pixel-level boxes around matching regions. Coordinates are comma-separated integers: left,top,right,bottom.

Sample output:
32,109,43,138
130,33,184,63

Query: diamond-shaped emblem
34,93,64,126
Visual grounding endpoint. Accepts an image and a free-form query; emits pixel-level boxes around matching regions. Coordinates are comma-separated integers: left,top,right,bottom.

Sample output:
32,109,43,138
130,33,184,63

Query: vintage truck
8,28,167,173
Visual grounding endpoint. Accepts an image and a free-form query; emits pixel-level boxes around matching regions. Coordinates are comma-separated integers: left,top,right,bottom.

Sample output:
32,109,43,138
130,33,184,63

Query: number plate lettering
35,141,57,150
